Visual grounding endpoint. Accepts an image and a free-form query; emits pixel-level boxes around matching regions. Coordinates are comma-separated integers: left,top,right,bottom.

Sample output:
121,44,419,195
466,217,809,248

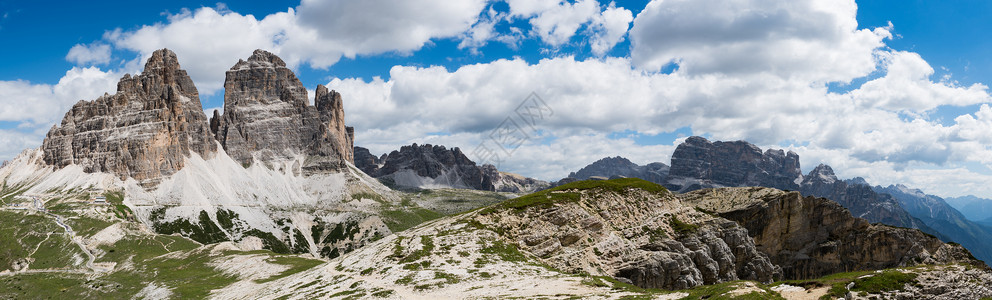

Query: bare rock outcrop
474,179,780,290
681,187,985,279
41,49,217,187
213,49,354,171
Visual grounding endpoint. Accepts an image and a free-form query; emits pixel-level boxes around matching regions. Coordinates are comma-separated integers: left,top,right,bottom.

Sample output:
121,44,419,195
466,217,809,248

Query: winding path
31,196,107,273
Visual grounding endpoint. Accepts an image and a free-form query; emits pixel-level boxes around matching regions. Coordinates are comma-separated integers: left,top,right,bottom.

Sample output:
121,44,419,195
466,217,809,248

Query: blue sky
1,0,991,198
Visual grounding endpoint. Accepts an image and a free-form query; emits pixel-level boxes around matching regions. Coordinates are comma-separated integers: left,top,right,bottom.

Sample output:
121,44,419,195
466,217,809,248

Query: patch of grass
0,210,79,271
65,216,113,238
97,234,200,264
849,270,917,294
669,216,699,235
380,208,444,232
149,209,229,244
371,289,395,297
255,255,325,283
399,236,435,263
677,281,785,300
493,178,667,212
479,240,528,262
351,192,385,203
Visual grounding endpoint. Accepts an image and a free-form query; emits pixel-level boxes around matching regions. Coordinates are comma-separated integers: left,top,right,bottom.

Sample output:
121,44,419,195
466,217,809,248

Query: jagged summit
804,163,838,184
41,48,216,187
214,49,354,170
231,49,288,70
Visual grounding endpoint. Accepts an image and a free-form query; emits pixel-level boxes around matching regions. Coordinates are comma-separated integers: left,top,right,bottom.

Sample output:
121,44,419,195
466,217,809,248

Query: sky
1,0,991,199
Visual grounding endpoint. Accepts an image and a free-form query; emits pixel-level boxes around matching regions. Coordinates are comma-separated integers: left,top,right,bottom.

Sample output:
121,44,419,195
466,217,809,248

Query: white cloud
295,0,486,59
526,0,600,46
99,1,488,96
0,67,120,126
588,2,633,56
65,43,112,65
0,67,121,162
630,0,890,83
849,51,990,112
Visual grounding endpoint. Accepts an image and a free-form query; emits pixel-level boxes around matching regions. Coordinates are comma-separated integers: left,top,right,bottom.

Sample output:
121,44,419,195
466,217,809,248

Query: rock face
358,144,548,193
556,156,669,186
663,137,942,241
213,49,353,170
800,164,931,232
665,136,801,193
682,187,985,279
41,49,217,187
353,146,384,175
874,184,992,265
475,180,780,290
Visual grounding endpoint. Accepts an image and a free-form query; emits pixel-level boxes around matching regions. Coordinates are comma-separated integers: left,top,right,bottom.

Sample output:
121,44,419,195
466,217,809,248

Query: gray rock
41,49,217,187
682,187,986,279
360,143,548,192
665,136,802,193
214,49,353,171
557,156,670,186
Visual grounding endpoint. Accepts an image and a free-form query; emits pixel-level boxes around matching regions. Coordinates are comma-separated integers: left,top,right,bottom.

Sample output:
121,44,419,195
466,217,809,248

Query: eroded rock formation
213,49,354,171
681,187,984,279
41,49,217,187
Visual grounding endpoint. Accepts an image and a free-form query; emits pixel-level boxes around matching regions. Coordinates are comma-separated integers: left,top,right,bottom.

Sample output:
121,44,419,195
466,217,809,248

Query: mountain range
558,136,992,265
0,49,989,299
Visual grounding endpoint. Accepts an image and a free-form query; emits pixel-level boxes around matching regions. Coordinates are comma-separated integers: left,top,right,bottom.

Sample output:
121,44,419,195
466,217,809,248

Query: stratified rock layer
682,187,984,279
214,49,353,170
475,181,780,290
666,136,801,192
41,49,216,187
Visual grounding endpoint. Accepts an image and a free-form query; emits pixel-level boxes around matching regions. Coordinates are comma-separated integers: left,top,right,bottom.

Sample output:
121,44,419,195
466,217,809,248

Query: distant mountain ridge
354,144,548,193
946,195,992,224
558,136,992,264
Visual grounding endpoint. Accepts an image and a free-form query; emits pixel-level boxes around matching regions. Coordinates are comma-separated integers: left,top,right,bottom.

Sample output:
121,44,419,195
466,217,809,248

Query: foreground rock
681,187,984,279
41,49,217,187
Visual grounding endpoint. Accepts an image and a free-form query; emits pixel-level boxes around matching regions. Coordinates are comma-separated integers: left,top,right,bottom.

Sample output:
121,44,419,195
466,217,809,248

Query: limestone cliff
681,187,984,279
41,49,216,187
214,49,354,171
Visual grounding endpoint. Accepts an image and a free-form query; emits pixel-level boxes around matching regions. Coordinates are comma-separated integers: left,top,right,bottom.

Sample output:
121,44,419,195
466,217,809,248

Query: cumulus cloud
588,2,633,56
65,43,112,65
0,67,121,162
97,1,488,96
0,67,120,126
630,0,891,83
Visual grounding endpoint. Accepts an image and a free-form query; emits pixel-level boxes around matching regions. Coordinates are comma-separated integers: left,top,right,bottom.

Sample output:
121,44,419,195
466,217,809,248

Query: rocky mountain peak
666,136,801,192
804,163,838,184
215,50,353,169
358,143,548,192
41,48,216,187
231,49,288,70
141,48,182,74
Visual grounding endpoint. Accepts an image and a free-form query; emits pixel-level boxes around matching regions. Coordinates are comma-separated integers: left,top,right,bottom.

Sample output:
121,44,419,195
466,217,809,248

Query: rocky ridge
41,49,217,187
874,184,992,265
554,156,669,186
681,187,981,279
799,164,932,234
355,144,548,193
214,179,988,299
665,136,802,192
